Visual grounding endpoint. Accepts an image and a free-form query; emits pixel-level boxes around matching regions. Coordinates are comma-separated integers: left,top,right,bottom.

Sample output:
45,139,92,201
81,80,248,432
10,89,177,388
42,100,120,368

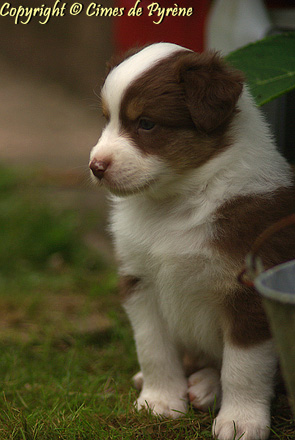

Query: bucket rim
254,259,295,304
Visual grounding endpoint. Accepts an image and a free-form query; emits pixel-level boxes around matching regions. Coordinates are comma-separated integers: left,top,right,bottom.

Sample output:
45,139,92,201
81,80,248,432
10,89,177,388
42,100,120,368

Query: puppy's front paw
136,389,187,418
188,367,221,412
213,411,270,440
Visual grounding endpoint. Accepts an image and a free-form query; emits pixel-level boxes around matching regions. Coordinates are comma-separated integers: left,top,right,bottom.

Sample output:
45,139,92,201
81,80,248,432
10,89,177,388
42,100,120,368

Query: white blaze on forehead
102,42,189,120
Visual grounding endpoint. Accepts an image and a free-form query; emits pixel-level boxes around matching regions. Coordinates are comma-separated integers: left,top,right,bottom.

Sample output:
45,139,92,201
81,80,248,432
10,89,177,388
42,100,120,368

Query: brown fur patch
119,50,244,171
213,184,295,347
118,275,141,300
221,285,272,346
125,99,144,121
177,51,244,133
213,185,295,267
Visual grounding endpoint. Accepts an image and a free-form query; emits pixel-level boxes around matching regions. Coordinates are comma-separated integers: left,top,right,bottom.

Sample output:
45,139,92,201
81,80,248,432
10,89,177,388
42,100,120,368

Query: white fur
126,284,188,418
90,43,293,440
213,341,277,440
103,42,187,122
188,367,221,411
90,126,167,195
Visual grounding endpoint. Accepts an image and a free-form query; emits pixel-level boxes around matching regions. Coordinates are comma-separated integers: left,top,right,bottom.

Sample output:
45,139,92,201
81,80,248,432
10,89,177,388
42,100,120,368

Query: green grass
0,165,293,439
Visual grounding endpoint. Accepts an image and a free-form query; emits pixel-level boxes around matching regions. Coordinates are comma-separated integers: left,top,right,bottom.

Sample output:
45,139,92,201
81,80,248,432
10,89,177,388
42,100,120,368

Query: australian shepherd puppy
89,43,295,440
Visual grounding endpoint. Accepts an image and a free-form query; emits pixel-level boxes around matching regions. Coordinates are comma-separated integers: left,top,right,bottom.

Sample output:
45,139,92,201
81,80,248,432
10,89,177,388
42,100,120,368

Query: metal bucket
240,214,295,415
255,260,295,415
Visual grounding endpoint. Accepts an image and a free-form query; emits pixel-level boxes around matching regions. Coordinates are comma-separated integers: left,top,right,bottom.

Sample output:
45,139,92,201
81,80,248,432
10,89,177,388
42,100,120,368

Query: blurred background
0,0,294,339
0,3,294,436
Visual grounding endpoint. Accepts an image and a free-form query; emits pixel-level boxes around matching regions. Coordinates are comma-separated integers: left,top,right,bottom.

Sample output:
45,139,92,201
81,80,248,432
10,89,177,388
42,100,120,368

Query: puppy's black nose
89,159,109,180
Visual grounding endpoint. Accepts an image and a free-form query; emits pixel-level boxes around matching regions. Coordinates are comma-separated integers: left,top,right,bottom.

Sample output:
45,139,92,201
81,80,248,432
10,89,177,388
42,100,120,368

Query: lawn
0,165,293,439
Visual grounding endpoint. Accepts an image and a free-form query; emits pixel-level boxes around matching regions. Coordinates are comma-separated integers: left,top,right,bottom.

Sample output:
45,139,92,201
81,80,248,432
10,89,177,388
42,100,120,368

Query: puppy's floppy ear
178,51,244,133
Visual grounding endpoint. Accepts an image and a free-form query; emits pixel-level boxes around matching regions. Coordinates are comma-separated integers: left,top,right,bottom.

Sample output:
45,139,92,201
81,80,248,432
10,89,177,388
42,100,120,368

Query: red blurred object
113,0,210,53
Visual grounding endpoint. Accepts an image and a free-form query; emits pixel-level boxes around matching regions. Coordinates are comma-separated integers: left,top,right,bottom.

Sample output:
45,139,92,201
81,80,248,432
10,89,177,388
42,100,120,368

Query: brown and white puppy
89,43,295,440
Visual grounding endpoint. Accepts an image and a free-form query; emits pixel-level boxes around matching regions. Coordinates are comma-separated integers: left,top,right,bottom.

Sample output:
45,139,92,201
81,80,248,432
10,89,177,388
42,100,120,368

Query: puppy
89,43,295,440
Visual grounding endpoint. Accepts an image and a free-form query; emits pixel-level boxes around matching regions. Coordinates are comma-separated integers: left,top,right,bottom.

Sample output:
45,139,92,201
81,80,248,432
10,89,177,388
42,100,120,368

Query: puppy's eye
138,118,155,131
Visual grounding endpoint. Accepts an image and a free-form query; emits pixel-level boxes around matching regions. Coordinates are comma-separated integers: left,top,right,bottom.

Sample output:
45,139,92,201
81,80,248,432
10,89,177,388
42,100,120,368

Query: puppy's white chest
156,256,223,358
111,198,223,358
111,196,212,272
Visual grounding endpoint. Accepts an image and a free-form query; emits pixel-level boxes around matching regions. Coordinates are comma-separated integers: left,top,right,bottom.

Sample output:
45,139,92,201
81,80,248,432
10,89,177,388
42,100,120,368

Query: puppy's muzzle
89,159,109,180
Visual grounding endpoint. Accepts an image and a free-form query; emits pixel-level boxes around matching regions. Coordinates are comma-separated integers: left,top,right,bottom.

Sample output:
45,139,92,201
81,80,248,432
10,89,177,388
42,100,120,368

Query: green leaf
226,32,295,106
